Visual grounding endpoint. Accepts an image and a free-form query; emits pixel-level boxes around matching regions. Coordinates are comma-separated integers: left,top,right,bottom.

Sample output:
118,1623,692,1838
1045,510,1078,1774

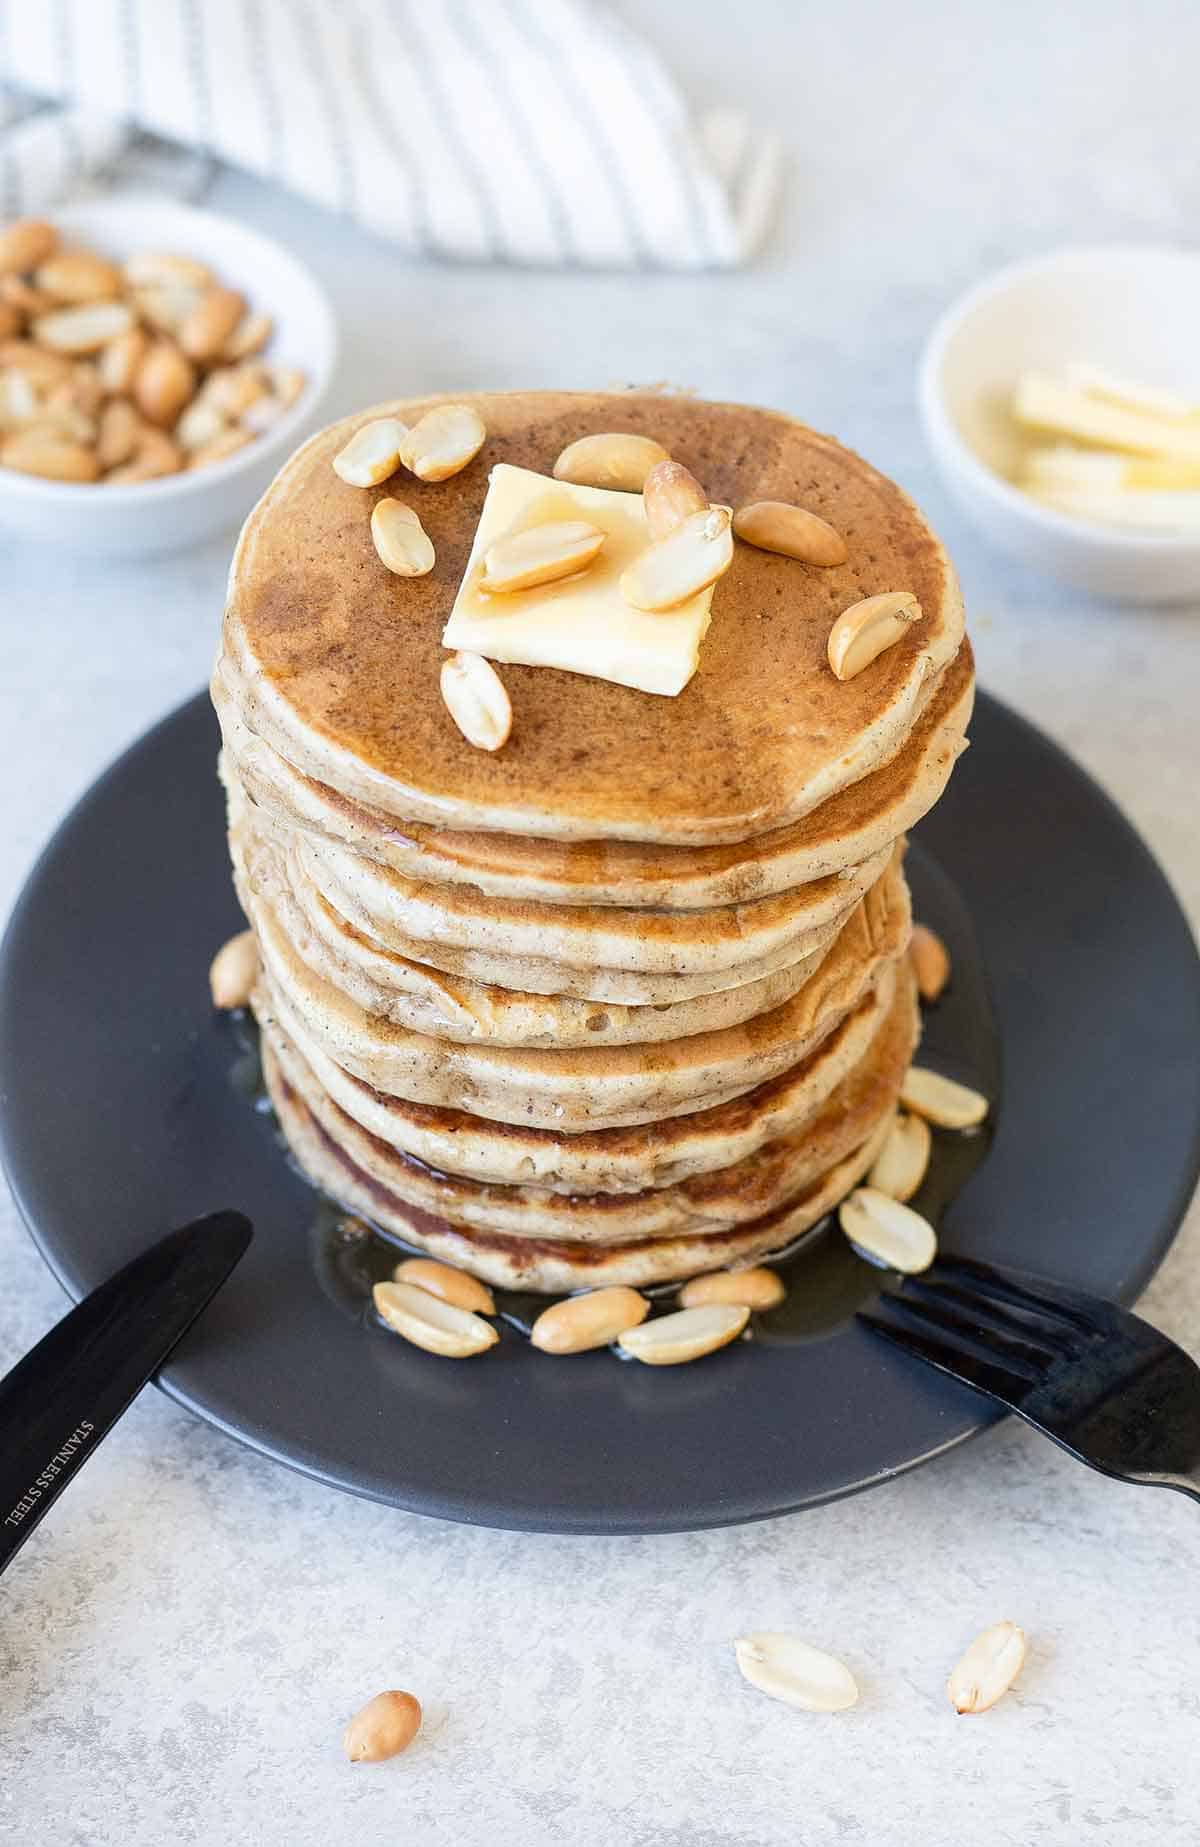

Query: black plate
2,692,1198,1533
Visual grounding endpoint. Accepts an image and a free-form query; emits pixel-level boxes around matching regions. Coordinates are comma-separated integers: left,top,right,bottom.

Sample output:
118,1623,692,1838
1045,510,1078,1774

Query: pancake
262,961,917,1242
265,1038,897,1291
250,850,911,1132
250,959,901,1194
270,864,852,1004
231,808,840,1050
222,391,965,845
292,828,891,978
213,641,973,908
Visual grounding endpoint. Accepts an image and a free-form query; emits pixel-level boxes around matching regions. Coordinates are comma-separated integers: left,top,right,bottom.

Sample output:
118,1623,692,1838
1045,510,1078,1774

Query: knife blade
0,1209,252,1577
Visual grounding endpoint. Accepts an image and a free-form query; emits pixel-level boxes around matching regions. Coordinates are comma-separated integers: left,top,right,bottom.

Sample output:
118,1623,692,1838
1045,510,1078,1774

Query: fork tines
930,1254,1103,1333
858,1255,1095,1407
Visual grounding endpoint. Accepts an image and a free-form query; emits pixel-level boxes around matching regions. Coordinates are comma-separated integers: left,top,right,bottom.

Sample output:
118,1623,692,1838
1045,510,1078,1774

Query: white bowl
0,194,337,556
919,244,1200,603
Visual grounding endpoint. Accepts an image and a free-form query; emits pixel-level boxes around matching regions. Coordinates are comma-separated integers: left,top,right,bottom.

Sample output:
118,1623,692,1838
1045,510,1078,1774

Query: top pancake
224,392,965,846
215,640,973,909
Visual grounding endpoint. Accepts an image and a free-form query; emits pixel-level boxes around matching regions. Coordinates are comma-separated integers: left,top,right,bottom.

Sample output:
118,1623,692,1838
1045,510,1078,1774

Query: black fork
859,1254,1200,1502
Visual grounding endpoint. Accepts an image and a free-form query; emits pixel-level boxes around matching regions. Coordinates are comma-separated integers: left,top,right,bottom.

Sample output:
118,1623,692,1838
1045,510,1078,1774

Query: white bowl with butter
918,245,1200,602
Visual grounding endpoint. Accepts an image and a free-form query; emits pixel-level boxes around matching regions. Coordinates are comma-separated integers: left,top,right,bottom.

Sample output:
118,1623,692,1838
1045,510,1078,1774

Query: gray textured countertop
4,5,1200,1842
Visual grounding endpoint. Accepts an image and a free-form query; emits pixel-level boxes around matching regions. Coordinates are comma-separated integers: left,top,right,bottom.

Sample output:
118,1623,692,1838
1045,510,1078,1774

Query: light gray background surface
4,5,1200,1842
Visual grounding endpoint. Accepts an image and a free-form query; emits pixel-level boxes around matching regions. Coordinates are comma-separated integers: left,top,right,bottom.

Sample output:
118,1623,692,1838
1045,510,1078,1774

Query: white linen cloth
0,0,779,268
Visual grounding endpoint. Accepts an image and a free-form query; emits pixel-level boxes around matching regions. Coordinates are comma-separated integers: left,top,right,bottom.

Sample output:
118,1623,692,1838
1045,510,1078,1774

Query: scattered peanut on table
343,1690,423,1763
734,1634,860,1712
946,1622,1027,1714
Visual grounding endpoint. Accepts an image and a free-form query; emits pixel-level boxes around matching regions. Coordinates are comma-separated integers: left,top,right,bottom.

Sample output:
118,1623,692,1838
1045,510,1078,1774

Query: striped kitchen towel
0,0,780,269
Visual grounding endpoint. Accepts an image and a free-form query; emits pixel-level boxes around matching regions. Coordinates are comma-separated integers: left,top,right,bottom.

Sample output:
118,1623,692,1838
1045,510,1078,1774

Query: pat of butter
1066,363,1200,423
1013,374,1200,463
1020,446,1200,530
441,463,714,696
1024,448,1200,492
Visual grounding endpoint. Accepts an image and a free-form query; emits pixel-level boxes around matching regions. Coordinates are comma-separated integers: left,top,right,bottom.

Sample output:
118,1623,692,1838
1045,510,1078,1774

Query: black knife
0,1210,252,1578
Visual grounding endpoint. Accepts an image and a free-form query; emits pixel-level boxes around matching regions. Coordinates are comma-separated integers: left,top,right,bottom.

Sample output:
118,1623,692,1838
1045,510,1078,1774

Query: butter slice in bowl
1011,366,1200,533
918,244,1200,600
442,462,715,696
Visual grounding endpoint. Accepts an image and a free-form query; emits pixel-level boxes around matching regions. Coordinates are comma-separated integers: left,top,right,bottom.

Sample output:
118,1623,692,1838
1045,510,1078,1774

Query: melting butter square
441,463,714,696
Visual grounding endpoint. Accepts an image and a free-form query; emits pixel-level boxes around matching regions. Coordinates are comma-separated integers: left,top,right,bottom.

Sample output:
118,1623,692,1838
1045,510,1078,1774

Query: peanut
618,1303,749,1365
209,930,258,1008
677,1267,785,1311
123,250,213,291
371,499,436,576
343,1691,422,1763
107,425,183,482
0,340,72,390
203,362,268,418
397,403,486,481
440,652,512,752
187,427,253,471
0,428,98,482
899,1066,988,1130
270,366,305,408
735,1634,859,1712
0,218,58,276
391,1257,495,1316
620,506,733,611
553,430,670,491
33,300,134,355
333,417,408,487
827,591,923,681
36,249,122,303
947,1623,1026,1714
96,398,140,470
131,283,200,335
643,459,707,539
734,500,848,567
223,310,273,361
867,1111,932,1203
175,396,229,451
372,1280,498,1357
179,285,246,362
134,341,196,427
97,326,149,395
530,1287,649,1354
1,276,57,319
909,923,950,1002
480,519,605,592
838,1187,937,1273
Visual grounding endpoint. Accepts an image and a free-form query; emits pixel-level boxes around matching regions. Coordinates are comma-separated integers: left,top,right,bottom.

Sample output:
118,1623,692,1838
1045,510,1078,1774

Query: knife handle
0,1210,251,1577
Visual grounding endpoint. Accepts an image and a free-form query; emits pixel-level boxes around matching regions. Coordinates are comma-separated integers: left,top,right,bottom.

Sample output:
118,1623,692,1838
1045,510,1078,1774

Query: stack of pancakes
213,392,973,1292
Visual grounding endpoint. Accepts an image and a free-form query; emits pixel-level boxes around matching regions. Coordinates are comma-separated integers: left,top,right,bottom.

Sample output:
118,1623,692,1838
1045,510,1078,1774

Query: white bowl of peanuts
0,194,336,555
